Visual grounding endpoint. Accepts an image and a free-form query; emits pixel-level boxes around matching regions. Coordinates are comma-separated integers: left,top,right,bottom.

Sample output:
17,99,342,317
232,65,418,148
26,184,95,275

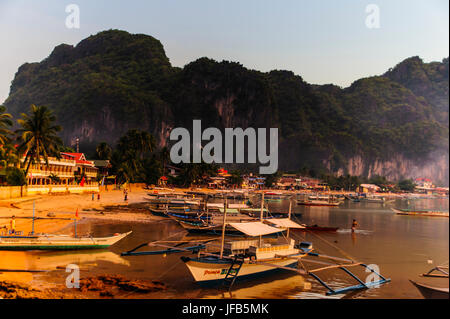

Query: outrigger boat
391,208,449,218
297,199,341,207
296,193,341,207
0,231,132,251
410,280,449,299
122,195,390,295
410,263,449,299
0,213,131,250
364,196,385,203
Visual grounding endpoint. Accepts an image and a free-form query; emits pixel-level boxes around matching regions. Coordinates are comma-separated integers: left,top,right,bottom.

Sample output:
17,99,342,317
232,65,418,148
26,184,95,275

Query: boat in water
410,280,449,299
391,208,449,218
364,196,385,203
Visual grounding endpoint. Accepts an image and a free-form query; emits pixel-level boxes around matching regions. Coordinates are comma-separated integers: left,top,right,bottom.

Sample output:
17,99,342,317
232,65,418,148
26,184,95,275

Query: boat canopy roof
228,222,282,236
240,208,268,212
219,208,240,214
264,218,304,229
207,203,249,209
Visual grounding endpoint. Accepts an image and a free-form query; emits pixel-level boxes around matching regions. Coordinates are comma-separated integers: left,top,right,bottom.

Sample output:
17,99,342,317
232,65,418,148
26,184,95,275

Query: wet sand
0,187,170,298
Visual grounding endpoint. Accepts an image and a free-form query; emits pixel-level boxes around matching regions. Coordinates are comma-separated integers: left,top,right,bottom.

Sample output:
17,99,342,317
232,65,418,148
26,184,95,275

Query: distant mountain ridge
4,30,449,184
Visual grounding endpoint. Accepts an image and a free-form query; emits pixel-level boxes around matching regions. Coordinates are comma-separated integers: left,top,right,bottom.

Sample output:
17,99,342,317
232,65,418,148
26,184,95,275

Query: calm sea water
1,197,448,299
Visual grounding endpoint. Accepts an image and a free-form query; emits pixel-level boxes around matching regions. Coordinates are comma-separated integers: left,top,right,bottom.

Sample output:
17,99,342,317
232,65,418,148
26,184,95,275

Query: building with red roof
20,152,98,194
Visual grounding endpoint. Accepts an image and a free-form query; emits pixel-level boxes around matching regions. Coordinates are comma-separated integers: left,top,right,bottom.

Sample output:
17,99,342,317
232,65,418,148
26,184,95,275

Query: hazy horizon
1,0,448,104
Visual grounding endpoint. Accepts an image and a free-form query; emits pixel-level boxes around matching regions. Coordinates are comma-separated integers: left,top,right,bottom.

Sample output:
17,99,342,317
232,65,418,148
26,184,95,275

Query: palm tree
159,146,170,176
117,129,155,159
15,104,63,177
0,105,13,146
96,142,113,160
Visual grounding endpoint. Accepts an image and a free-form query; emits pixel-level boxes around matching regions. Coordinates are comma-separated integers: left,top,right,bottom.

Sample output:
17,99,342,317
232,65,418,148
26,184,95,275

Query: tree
0,105,13,146
15,105,63,177
227,170,243,187
59,145,75,153
264,172,281,188
0,144,19,169
397,179,416,192
111,130,157,183
49,173,61,184
174,163,218,187
159,146,170,176
5,167,27,186
96,142,113,160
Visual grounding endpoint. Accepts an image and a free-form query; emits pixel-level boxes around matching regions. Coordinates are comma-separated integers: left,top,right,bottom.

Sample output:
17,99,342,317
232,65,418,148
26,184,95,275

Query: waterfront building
22,152,99,194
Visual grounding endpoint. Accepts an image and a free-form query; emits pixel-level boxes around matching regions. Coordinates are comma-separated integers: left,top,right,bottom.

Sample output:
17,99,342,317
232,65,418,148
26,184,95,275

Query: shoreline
1,187,448,299
0,187,169,299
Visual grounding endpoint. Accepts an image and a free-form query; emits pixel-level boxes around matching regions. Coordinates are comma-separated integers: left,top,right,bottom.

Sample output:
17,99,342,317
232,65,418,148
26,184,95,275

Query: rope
290,212,357,263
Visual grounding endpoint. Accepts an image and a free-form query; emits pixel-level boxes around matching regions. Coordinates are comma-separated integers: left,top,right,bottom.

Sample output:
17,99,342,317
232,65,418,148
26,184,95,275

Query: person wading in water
351,219,358,233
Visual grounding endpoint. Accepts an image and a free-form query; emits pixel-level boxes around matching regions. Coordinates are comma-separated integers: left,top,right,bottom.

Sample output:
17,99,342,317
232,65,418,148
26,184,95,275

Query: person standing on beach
124,188,128,201
351,219,358,233
10,216,16,235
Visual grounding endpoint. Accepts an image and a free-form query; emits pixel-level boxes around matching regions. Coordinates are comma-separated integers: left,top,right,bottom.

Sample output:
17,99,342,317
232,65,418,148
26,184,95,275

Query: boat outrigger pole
31,201,35,235
259,192,264,246
287,198,292,238
219,197,227,259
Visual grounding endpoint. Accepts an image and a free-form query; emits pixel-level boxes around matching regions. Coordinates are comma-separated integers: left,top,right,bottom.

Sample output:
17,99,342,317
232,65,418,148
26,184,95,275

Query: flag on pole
75,208,79,218
101,176,105,186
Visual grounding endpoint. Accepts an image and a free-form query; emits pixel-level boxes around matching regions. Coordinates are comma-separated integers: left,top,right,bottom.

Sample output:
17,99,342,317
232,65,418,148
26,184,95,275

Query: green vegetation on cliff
3,30,449,180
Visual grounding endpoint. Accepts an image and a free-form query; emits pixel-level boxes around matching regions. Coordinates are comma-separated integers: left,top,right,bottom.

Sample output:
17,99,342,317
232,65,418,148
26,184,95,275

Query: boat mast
259,192,264,246
31,201,35,235
219,197,227,259
287,198,292,239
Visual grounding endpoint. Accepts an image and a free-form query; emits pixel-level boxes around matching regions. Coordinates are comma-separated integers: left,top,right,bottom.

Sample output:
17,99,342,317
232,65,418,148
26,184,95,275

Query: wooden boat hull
392,208,449,217
181,255,299,282
297,202,340,207
410,280,449,299
0,231,132,251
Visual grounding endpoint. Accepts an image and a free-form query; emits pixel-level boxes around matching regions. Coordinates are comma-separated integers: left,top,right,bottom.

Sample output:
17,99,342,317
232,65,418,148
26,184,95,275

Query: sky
0,0,448,104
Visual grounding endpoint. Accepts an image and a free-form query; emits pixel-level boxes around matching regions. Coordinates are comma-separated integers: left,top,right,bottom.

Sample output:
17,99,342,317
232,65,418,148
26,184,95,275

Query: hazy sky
0,0,448,104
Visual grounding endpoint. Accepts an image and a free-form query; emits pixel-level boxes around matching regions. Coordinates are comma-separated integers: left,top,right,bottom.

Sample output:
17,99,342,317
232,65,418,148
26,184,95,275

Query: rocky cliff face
4,30,449,184
332,152,449,185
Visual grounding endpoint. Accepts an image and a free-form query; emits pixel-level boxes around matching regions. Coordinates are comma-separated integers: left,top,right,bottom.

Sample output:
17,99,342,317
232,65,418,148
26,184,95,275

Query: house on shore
22,152,99,195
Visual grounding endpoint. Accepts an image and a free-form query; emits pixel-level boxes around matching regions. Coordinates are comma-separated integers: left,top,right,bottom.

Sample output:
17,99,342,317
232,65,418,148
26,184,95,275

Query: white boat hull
182,256,299,282
0,231,132,250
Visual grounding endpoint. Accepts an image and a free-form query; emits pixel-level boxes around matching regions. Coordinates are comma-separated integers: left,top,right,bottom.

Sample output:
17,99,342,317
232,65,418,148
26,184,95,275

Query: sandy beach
0,186,174,298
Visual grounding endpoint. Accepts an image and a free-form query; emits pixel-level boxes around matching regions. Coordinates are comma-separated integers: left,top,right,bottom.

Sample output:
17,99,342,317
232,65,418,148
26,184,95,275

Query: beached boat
0,231,132,251
410,280,449,299
391,208,449,217
179,219,390,295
